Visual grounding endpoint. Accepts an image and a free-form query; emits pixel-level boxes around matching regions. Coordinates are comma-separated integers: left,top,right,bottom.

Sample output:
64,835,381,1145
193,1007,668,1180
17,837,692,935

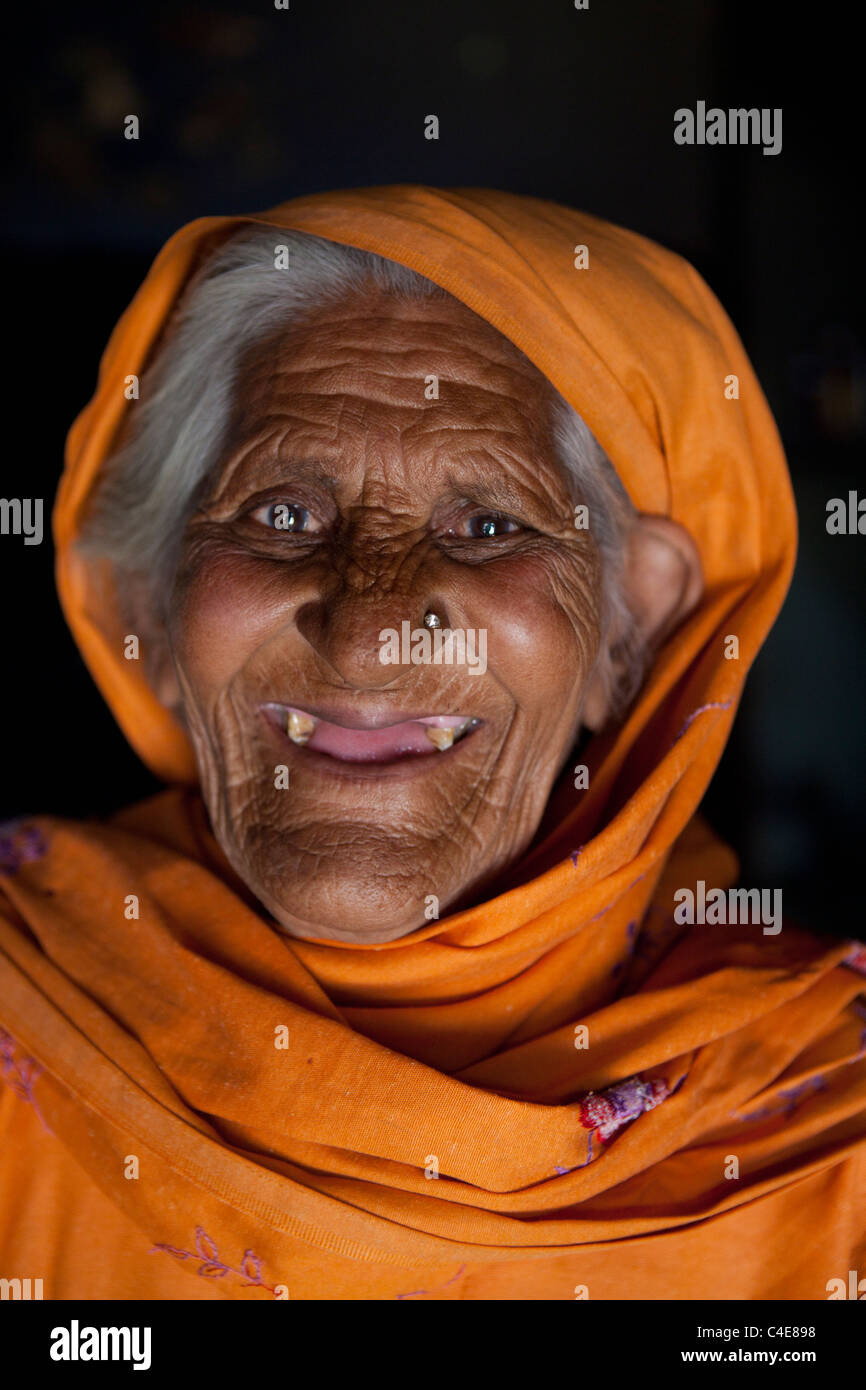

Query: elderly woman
0,187,863,1301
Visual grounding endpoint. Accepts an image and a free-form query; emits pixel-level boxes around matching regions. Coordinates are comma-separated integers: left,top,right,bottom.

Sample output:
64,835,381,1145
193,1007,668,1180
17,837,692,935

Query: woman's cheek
468,554,599,703
170,549,294,690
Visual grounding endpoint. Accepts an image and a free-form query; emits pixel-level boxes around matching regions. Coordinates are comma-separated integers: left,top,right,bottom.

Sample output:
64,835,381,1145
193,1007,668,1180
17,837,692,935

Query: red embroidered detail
577,1075,670,1142
151,1226,280,1295
843,941,866,976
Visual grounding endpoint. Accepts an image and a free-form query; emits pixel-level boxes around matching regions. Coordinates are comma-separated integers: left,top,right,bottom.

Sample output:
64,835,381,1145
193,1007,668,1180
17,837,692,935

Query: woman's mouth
262,704,482,763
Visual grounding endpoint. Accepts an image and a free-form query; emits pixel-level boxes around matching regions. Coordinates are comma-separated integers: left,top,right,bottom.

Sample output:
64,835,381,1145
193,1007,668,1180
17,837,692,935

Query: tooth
287,711,317,745
426,726,455,752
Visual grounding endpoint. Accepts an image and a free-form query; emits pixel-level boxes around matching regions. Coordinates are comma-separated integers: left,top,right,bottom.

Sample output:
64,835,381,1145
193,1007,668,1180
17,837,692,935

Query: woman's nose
294,591,454,689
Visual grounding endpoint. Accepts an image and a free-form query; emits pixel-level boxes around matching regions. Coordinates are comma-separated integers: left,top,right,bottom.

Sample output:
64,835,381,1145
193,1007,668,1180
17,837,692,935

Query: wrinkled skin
161,287,692,944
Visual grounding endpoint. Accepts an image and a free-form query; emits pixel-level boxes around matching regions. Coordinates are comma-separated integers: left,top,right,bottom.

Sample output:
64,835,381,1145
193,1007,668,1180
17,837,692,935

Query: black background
2,0,863,930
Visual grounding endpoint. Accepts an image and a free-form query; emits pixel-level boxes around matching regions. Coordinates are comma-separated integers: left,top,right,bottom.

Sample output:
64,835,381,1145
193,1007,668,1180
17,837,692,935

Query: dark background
2,0,863,929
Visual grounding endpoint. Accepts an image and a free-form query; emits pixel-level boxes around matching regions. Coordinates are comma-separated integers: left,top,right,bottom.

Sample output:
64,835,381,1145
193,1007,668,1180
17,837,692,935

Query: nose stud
423,610,442,630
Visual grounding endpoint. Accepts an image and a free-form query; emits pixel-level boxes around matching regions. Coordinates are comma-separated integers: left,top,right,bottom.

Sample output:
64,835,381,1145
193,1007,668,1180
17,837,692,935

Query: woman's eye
467,514,520,538
249,502,314,532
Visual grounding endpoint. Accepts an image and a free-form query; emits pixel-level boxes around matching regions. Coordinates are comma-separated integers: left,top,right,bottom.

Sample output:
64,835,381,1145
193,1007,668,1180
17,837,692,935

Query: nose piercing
423,611,442,629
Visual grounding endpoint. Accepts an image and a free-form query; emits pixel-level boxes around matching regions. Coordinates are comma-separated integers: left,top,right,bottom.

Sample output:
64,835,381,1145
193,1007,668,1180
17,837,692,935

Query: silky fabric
1,186,864,1300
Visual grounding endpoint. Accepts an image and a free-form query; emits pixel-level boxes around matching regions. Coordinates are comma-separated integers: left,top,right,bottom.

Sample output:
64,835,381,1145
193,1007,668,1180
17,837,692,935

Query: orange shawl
1,186,864,1300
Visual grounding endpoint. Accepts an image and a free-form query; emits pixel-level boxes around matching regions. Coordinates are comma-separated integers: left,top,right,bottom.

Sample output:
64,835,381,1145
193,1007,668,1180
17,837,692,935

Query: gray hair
77,226,643,717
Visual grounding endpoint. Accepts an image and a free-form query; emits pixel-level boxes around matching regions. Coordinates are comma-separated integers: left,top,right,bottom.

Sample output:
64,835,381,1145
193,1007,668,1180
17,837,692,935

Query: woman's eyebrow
213,437,342,496
442,470,565,521
267,457,341,490
214,440,567,520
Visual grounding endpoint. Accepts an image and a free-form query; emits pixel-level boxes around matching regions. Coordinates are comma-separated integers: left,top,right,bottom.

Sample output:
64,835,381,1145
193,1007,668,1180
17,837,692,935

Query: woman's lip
260,702,482,763
261,701,471,731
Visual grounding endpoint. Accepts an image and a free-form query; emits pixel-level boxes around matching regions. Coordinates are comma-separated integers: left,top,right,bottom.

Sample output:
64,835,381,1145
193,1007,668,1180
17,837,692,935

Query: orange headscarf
1,186,864,1300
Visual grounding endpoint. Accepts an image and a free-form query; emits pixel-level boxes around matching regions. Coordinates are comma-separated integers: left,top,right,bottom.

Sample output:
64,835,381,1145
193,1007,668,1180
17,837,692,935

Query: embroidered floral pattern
151,1226,279,1295
553,1132,596,1176
611,920,638,979
0,1026,49,1130
396,1263,466,1299
671,698,735,745
843,941,866,976
0,821,48,874
739,1074,829,1124
577,1075,670,1141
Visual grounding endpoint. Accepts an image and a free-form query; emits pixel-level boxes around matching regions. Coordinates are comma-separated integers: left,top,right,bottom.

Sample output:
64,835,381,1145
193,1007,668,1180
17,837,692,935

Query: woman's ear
581,515,703,732
620,514,704,651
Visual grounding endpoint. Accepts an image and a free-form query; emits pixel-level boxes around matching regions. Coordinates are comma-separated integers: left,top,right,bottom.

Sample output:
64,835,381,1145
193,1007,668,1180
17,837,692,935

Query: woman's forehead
232,284,553,412
215,291,563,490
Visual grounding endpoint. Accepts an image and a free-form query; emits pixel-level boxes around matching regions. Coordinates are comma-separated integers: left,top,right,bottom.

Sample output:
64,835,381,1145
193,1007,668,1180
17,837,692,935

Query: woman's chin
211,805,500,945
266,894,432,945
245,862,443,945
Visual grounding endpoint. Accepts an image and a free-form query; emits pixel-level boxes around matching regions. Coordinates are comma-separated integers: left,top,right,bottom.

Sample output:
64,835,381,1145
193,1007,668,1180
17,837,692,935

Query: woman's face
167,287,607,943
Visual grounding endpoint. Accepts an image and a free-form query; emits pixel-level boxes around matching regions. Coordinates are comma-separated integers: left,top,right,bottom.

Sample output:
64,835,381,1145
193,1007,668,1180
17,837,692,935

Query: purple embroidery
672,699,734,745
776,1077,828,1116
0,1026,49,1131
590,876,647,927
739,1075,828,1124
632,907,681,961
151,1226,279,1295
611,920,639,977
570,846,584,869
0,822,48,875
577,1130,596,1167
396,1263,466,1300
739,998,866,1124
577,1075,670,1142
